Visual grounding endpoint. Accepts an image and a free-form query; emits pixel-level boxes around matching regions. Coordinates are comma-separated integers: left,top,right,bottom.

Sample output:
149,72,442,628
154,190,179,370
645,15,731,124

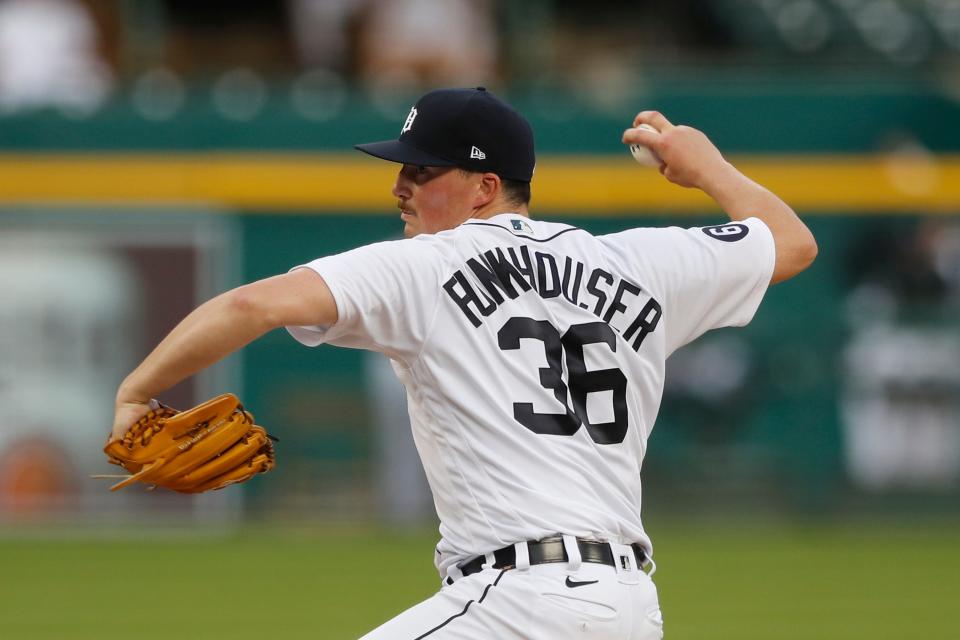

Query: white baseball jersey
287,213,774,578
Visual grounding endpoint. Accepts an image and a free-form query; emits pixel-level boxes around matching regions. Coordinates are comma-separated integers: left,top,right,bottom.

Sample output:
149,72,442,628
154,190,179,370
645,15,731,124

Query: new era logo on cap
470,146,486,160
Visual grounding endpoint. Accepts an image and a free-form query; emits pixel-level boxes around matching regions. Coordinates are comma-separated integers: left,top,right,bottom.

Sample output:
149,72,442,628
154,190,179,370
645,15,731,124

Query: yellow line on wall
1,153,959,214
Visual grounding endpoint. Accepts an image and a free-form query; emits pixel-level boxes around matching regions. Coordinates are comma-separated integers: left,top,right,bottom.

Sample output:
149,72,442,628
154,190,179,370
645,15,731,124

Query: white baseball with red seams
630,124,662,167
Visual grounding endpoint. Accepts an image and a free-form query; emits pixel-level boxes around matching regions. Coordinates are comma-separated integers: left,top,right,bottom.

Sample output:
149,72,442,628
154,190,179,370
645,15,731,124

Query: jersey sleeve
285,237,447,363
600,217,775,356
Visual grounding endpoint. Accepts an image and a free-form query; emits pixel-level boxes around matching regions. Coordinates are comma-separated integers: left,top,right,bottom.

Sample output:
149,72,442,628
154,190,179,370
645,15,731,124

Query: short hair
458,169,531,208
501,178,531,208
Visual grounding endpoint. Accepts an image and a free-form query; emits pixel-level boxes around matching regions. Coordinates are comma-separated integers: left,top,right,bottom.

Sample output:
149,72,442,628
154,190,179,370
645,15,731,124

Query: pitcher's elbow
771,231,818,284
798,232,818,272
226,285,279,330
801,230,819,270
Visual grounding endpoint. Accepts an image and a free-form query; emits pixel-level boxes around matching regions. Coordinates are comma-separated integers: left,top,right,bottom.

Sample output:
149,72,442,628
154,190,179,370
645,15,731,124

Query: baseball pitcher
108,87,816,639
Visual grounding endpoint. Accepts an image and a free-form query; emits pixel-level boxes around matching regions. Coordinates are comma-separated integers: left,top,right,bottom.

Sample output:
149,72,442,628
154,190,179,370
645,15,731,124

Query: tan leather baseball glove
102,393,275,493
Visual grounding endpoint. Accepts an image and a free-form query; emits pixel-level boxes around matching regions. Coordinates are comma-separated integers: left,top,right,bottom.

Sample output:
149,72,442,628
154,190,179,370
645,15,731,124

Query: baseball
629,124,662,167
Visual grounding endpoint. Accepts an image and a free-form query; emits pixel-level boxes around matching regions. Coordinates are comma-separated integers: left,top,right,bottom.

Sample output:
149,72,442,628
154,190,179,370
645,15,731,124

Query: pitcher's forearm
116,270,337,406
623,114,818,284
703,163,797,228
116,290,274,404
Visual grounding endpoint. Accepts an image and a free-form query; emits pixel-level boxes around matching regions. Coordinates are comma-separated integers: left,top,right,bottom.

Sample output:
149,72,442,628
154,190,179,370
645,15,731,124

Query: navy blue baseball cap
355,87,536,182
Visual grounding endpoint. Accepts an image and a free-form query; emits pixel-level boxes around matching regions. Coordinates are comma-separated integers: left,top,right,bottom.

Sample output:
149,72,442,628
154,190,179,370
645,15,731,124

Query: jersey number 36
498,317,628,445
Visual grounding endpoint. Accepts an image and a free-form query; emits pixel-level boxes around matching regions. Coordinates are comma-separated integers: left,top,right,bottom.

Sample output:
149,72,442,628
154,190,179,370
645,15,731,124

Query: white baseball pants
358,546,663,639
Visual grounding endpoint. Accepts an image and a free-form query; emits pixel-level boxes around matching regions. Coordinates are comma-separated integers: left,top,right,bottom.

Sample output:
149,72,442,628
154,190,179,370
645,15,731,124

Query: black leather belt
450,537,647,583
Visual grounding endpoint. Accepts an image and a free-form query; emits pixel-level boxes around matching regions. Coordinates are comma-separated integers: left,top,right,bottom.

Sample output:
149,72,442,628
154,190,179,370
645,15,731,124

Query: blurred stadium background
0,0,958,638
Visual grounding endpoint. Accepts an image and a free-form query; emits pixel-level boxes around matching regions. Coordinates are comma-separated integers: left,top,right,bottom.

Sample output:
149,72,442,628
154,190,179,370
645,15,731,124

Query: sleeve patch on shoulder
701,223,749,242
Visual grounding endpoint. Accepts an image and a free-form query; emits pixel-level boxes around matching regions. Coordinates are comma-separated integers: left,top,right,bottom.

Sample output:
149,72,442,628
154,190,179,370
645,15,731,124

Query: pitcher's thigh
358,569,519,640
524,565,663,640
359,567,663,640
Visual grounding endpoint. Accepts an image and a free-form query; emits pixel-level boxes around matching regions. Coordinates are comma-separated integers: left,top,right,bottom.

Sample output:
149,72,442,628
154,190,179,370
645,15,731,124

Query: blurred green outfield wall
3,74,958,514
2,71,960,153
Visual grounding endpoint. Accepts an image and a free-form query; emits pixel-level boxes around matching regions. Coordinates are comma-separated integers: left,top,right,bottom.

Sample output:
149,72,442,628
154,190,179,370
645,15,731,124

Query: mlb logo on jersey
510,219,533,234
470,146,486,160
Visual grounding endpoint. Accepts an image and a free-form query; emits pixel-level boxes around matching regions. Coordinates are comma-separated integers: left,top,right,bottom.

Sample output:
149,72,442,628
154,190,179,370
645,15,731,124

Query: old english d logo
401,107,418,134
